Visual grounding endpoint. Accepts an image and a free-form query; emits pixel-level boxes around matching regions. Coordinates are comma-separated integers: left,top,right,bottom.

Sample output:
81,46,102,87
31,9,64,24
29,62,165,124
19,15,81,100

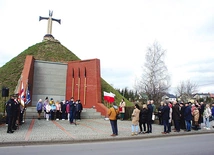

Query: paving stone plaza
0,118,213,146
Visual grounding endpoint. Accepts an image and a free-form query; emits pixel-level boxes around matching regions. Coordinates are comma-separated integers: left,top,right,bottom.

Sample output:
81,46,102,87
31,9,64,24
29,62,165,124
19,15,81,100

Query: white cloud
1,0,214,93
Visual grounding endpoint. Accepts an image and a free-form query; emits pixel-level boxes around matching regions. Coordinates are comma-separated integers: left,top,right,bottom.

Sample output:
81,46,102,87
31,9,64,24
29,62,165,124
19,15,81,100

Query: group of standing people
5,94,25,133
157,101,214,134
36,97,83,124
108,99,155,136
107,99,214,137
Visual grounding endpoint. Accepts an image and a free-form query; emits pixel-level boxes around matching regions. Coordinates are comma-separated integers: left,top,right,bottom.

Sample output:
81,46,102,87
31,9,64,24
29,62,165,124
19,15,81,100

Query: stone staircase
25,107,103,119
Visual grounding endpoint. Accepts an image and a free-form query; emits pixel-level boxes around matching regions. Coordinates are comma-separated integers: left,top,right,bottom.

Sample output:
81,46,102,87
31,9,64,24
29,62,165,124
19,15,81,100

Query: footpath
0,118,214,146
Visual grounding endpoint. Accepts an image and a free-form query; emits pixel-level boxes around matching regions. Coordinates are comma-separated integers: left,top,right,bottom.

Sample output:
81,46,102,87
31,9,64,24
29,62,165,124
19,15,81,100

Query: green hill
0,41,131,111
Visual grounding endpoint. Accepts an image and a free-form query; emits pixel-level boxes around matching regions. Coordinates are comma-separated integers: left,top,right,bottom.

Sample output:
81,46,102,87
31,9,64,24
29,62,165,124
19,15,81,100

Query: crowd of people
36,97,83,124
107,99,214,137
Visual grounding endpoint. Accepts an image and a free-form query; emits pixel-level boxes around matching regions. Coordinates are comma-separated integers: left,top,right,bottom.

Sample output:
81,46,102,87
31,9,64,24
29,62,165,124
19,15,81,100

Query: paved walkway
0,118,214,146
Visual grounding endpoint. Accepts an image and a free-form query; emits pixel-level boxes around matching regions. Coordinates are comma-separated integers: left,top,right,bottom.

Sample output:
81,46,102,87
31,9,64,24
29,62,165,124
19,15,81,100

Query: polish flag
104,91,115,103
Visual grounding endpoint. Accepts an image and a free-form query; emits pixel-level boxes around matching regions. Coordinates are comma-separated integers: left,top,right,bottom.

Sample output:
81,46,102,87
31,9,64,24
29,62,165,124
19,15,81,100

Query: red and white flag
104,91,115,103
20,82,25,106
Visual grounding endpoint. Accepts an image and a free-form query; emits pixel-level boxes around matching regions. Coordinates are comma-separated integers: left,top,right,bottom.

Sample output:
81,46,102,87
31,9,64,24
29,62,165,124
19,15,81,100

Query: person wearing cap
6,95,15,133
36,99,43,120
108,102,119,136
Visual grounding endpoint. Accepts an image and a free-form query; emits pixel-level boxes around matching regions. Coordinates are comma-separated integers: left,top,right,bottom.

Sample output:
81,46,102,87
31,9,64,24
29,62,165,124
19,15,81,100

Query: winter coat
119,101,126,113
172,104,180,120
139,108,148,123
192,108,199,122
6,98,15,117
43,100,49,110
61,103,67,112
66,103,70,113
45,104,51,113
212,106,214,117
131,108,140,125
158,105,164,117
169,107,172,123
162,105,170,120
56,103,61,111
36,101,43,111
108,106,119,121
76,103,83,111
204,107,212,118
147,104,153,121
184,106,192,121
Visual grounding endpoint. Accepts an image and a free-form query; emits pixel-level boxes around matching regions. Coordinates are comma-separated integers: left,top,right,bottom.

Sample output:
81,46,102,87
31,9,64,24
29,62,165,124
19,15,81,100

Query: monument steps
25,107,103,119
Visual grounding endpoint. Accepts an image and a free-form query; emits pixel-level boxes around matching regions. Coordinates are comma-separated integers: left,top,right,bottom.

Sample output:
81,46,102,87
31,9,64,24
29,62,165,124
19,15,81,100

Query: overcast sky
0,0,214,94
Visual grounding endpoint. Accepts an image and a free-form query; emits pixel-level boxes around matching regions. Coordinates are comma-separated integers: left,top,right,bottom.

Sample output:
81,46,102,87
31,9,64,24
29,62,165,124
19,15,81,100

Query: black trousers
139,122,147,132
147,120,152,133
7,116,13,132
76,111,81,119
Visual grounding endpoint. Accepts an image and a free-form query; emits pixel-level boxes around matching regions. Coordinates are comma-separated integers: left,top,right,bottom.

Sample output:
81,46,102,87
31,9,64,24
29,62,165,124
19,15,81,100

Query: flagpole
83,67,87,105
72,68,74,97
77,68,80,99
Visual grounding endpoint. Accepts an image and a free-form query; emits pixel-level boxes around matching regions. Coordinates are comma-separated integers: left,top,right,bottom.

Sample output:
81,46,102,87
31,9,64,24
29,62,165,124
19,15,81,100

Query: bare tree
135,41,170,106
176,80,198,102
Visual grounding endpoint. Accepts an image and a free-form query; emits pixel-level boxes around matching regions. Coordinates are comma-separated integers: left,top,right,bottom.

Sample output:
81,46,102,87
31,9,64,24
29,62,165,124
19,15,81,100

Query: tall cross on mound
39,10,61,42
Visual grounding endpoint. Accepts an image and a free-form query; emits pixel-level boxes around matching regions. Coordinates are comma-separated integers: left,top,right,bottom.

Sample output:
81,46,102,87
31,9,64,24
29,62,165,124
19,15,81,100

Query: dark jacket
158,105,164,117
61,103,67,112
69,101,76,112
139,108,148,123
6,98,15,117
172,104,180,120
184,106,192,121
76,103,83,111
162,105,170,120
147,104,153,121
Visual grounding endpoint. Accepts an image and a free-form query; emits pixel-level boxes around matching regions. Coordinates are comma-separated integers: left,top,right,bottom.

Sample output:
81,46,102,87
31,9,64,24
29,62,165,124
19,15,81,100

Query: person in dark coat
146,100,153,133
158,102,164,125
184,102,192,131
172,101,181,132
139,104,148,134
69,97,76,124
61,100,67,120
6,95,15,133
179,102,186,130
76,100,83,121
198,102,205,129
161,102,170,134
12,97,20,130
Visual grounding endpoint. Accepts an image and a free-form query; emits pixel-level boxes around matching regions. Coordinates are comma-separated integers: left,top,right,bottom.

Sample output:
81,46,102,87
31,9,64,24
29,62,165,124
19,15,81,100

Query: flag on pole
25,85,31,105
104,91,115,103
20,82,25,106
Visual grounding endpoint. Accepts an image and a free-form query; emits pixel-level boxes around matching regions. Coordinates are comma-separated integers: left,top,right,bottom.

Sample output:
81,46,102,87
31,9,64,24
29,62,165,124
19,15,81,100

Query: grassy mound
0,41,131,112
